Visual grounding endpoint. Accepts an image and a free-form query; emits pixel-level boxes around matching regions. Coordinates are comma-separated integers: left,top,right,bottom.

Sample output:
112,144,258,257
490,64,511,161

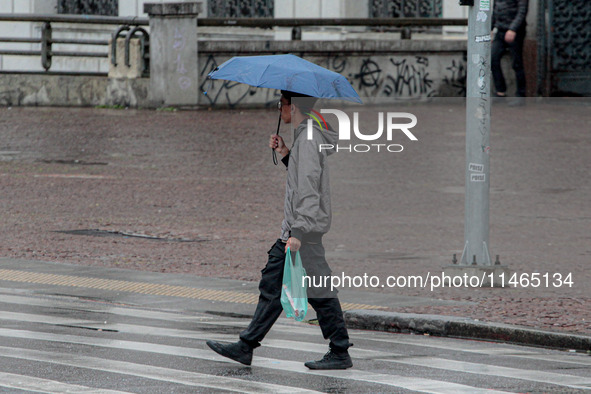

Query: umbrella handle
272,112,281,165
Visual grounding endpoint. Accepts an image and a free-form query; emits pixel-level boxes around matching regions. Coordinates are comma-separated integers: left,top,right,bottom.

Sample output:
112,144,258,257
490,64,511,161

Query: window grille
58,0,119,16
208,0,274,18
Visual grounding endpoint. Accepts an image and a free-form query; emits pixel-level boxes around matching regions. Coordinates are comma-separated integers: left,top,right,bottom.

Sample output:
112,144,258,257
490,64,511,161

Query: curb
344,310,591,352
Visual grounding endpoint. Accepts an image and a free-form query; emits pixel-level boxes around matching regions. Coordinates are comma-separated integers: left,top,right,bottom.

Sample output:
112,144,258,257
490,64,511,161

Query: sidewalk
0,102,589,344
0,258,464,315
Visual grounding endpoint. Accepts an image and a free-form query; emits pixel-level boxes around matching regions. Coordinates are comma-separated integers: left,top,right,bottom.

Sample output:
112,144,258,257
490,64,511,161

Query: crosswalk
1,292,591,393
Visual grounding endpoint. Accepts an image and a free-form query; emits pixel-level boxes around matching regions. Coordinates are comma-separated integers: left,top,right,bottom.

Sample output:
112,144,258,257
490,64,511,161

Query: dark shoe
304,350,353,370
508,97,525,107
206,340,253,366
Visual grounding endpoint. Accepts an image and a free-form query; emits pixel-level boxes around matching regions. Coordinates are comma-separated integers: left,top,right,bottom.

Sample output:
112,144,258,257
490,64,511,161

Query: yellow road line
0,269,386,310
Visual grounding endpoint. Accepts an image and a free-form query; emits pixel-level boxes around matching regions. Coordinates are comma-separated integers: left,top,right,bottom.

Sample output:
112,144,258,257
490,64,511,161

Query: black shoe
304,350,353,370
206,340,253,366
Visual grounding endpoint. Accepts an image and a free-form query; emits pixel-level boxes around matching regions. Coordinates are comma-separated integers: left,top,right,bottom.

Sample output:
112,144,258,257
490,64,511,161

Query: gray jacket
492,0,528,32
280,120,338,242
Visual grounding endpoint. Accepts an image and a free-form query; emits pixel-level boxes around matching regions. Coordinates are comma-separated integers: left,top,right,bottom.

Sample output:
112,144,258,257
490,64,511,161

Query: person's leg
299,242,353,369
491,30,508,96
304,296,353,370
299,242,351,350
308,296,351,352
509,26,527,98
207,240,286,365
239,239,286,347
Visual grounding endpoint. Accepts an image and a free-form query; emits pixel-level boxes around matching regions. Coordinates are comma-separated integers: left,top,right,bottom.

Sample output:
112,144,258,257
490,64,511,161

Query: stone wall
0,74,149,107
0,39,469,108
199,40,468,108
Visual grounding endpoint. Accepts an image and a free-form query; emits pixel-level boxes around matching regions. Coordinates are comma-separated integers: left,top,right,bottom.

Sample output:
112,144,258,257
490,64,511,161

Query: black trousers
491,26,527,97
239,239,351,352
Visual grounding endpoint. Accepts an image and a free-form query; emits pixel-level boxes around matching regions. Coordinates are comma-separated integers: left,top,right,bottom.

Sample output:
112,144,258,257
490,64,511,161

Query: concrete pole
460,0,493,266
144,2,202,107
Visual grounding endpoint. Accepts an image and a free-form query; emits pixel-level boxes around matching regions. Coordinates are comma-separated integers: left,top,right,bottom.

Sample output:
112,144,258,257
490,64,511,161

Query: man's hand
286,237,301,253
269,135,289,157
505,30,516,44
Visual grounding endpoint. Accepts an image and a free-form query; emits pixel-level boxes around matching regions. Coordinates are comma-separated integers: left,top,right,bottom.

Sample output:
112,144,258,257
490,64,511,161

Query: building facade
1,0,589,96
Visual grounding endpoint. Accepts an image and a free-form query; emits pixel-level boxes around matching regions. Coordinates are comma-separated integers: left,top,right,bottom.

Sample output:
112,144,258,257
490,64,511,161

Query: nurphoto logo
307,109,418,153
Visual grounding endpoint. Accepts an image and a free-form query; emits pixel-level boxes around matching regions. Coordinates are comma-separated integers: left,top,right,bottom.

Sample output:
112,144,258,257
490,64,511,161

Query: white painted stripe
4,309,591,371
380,356,591,390
0,311,385,359
495,351,591,367
0,346,319,394
349,331,591,367
0,310,114,329
0,293,306,330
0,371,131,394
0,294,216,323
3,309,590,391
252,359,512,394
4,295,588,370
3,308,591,371
0,293,340,332
0,329,510,394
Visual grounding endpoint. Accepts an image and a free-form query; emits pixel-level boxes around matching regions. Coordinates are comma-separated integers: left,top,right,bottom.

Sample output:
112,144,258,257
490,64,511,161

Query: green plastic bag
280,247,308,321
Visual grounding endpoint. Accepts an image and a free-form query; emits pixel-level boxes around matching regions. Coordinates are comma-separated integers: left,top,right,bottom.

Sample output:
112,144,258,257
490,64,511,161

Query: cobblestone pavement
0,101,589,336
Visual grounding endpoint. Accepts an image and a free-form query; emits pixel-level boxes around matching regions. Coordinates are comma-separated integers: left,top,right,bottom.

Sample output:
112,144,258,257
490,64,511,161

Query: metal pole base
459,241,492,266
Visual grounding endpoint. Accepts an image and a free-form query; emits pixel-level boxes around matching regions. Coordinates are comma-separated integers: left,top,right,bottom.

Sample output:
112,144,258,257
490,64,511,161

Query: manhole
55,229,208,243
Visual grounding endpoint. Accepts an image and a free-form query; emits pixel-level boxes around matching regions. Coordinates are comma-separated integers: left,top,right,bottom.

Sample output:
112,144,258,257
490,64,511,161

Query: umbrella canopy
207,54,362,104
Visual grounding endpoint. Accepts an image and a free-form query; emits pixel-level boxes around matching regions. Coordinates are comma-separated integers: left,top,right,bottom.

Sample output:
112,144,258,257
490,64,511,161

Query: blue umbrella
207,54,362,104
206,54,361,164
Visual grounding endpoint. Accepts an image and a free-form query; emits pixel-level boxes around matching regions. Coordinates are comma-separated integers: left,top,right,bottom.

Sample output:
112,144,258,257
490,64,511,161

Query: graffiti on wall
200,55,280,107
199,53,467,107
443,59,467,96
351,56,436,97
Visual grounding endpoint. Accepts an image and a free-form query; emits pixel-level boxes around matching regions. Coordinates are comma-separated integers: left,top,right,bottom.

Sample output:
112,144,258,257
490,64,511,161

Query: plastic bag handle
286,246,298,267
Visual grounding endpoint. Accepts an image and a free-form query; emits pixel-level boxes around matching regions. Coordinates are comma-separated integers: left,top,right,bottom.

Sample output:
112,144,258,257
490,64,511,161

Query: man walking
491,0,529,106
206,90,353,370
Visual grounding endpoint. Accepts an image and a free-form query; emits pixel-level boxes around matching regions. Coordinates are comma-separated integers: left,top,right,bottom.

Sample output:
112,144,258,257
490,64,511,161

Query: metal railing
0,14,148,25
197,17,467,27
0,14,148,74
201,17,467,39
0,14,467,74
